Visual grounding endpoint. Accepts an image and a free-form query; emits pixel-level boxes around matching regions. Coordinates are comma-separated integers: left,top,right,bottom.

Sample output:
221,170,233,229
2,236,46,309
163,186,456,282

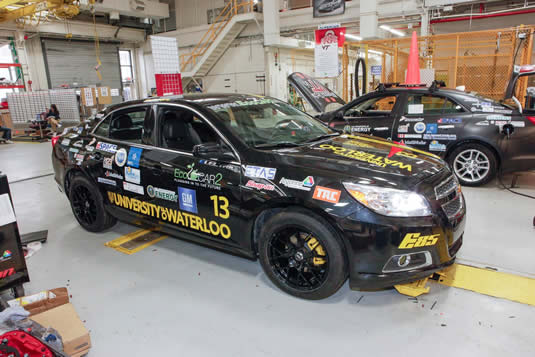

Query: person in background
0,125,13,144
45,104,61,132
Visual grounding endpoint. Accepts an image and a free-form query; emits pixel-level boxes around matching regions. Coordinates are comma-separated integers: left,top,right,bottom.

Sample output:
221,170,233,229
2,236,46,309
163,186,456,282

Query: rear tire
448,143,497,186
258,208,347,300
69,174,116,232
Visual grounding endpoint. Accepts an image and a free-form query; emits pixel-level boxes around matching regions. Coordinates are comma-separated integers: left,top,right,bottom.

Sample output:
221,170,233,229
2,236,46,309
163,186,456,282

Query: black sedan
52,94,465,300
289,72,535,186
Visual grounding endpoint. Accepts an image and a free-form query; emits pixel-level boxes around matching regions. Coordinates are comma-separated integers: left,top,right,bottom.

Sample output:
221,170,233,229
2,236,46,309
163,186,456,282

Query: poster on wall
314,27,345,78
313,0,345,18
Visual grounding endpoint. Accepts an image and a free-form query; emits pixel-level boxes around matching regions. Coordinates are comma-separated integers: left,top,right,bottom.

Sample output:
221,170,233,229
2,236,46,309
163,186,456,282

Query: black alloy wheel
258,209,347,300
267,229,329,291
71,185,98,226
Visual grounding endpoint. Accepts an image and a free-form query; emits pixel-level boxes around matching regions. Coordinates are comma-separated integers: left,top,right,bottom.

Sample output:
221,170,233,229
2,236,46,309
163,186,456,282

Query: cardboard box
97,86,112,105
31,303,91,356
0,111,13,129
8,287,69,316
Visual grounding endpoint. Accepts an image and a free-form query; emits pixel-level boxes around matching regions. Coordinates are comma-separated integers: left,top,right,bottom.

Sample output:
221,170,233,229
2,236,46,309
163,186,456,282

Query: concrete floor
1,141,535,357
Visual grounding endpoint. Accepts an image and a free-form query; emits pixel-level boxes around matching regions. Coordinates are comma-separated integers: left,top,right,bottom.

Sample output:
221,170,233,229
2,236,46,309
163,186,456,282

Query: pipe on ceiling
430,8,535,24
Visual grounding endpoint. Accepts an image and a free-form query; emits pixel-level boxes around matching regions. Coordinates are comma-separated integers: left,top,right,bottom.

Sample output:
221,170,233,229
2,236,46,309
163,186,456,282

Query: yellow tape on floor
436,264,535,306
105,229,167,255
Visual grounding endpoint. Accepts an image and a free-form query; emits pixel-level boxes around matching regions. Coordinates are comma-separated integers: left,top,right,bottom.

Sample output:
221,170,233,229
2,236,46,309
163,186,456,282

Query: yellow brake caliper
306,237,327,266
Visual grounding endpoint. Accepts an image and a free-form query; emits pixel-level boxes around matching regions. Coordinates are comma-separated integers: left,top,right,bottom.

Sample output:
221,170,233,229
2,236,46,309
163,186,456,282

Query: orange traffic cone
405,31,421,85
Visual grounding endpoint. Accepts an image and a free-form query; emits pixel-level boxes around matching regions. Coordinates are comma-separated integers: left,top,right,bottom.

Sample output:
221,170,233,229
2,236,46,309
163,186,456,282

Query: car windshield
205,97,337,148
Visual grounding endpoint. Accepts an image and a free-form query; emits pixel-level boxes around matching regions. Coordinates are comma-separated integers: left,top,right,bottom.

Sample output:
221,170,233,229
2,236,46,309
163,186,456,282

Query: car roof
103,93,266,113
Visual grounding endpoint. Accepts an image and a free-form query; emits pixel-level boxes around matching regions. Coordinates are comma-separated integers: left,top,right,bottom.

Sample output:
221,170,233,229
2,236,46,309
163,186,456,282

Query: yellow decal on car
107,192,231,239
319,144,413,172
399,233,440,249
346,135,441,160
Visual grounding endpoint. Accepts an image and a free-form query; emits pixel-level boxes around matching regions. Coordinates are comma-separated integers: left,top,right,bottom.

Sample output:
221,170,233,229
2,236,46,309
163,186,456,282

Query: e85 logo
398,233,439,249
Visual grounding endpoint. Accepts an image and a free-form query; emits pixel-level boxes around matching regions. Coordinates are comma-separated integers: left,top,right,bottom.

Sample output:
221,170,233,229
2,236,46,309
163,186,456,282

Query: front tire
69,174,116,232
448,143,497,186
258,209,347,300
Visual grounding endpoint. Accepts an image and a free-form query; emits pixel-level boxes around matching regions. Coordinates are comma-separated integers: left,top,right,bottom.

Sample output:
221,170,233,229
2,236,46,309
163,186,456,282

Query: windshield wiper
254,142,301,149
303,133,340,143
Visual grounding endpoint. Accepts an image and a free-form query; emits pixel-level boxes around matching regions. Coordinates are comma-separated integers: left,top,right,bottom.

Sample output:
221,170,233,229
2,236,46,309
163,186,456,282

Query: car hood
288,72,346,113
273,135,446,188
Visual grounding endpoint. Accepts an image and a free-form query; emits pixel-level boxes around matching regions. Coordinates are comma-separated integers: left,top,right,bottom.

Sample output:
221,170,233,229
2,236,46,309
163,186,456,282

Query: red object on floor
155,73,183,96
405,31,421,85
0,330,54,357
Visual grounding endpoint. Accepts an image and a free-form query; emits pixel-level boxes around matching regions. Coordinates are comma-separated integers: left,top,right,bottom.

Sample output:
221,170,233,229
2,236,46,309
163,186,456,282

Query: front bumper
337,172,466,291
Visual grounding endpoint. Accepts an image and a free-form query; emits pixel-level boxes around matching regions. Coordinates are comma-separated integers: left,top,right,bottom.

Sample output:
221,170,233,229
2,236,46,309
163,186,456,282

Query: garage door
42,38,122,104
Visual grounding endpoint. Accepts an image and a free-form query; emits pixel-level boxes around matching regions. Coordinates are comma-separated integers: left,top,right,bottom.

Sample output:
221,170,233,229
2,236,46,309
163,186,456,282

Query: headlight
343,182,432,217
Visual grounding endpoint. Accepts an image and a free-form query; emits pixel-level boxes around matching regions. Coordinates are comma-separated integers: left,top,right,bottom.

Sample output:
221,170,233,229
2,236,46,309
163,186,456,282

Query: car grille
434,175,458,200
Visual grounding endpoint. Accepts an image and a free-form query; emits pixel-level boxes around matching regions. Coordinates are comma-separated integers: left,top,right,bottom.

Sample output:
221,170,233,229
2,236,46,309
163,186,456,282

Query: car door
90,105,151,221
395,92,471,153
142,103,246,250
342,93,401,140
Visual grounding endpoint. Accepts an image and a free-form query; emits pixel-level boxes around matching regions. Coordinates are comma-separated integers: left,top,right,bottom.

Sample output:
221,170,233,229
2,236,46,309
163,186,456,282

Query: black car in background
52,94,465,300
289,72,535,186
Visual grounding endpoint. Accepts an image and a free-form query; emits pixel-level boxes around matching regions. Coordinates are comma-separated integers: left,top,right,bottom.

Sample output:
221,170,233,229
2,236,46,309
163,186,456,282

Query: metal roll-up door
42,38,122,104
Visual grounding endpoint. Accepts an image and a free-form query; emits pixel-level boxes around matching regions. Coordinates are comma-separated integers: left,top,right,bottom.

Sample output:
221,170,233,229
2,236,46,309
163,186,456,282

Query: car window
108,107,147,143
93,116,111,137
405,94,465,115
345,95,398,117
159,107,219,152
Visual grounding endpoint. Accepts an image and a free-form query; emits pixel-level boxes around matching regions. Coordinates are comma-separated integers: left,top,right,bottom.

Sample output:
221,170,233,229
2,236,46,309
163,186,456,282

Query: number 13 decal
210,195,229,219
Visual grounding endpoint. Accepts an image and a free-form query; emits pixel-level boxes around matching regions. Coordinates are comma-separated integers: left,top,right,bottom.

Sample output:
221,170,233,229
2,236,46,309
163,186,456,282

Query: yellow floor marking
105,229,168,255
394,277,430,297
435,263,535,306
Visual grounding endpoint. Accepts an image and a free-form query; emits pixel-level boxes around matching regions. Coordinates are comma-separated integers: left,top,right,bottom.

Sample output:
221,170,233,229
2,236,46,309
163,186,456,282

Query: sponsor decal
494,109,513,114
438,125,454,129
207,98,274,111
246,180,275,191
475,121,490,126
313,186,341,203
398,124,409,133
103,157,113,170
400,116,424,122
511,121,526,128
350,125,371,133
77,127,83,134
69,148,79,153
107,192,231,239
174,163,223,190
279,176,315,191
493,120,509,126
115,148,127,167
123,181,144,194
125,167,141,184
86,146,95,152
245,165,277,180
75,154,84,162
0,267,15,279
423,134,457,140
399,233,439,249
429,140,446,152
398,134,422,139
105,171,123,180
88,138,96,146
438,118,462,124
0,250,12,262
425,124,438,134
68,133,79,139
73,140,83,148
98,177,116,186
178,187,198,214
413,122,426,134
319,144,414,172
96,142,117,153
199,159,218,167
481,106,494,113
127,147,143,168
147,185,178,202
61,139,71,146
486,114,510,121
404,140,426,146
407,104,424,114
374,127,389,131
463,97,480,103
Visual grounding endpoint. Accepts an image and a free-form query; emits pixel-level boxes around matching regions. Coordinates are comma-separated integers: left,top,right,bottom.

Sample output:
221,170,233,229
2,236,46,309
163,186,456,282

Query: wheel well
446,139,501,169
64,168,83,196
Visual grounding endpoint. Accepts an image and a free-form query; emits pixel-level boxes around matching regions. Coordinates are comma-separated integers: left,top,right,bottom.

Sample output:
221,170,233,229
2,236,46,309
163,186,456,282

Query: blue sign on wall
371,65,382,76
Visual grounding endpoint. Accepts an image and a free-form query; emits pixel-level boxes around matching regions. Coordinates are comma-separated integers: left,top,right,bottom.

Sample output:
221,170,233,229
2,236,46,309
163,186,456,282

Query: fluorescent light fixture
369,49,383,55
380,24,405,37
345,33,362,41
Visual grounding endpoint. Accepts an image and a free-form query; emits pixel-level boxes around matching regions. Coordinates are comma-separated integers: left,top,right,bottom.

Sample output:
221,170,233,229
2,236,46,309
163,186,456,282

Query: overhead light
369,49,383,55
345,33,362,41
380,24,405,37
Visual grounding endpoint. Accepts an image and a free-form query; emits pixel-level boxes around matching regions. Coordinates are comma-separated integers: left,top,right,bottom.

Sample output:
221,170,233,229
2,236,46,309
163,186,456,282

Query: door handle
152,165,163,175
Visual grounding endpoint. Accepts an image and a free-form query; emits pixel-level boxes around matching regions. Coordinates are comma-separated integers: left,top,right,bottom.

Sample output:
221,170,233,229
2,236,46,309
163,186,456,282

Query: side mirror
193,142,235,160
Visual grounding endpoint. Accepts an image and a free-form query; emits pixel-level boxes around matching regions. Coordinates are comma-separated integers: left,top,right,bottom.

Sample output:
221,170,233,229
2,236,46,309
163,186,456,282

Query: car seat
111,114,142,141
162,111,201,151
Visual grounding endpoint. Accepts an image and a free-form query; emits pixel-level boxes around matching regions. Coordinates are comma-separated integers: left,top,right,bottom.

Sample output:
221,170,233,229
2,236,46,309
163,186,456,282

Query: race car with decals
288,71,535,186
51,94,465,300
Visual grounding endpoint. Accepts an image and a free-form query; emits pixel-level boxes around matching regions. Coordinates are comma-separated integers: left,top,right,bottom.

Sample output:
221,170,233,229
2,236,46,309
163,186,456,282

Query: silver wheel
453,149,490,183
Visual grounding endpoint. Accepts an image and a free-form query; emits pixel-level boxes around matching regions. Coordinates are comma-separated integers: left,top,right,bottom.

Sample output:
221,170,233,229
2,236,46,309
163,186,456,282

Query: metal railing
179,0,254,73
